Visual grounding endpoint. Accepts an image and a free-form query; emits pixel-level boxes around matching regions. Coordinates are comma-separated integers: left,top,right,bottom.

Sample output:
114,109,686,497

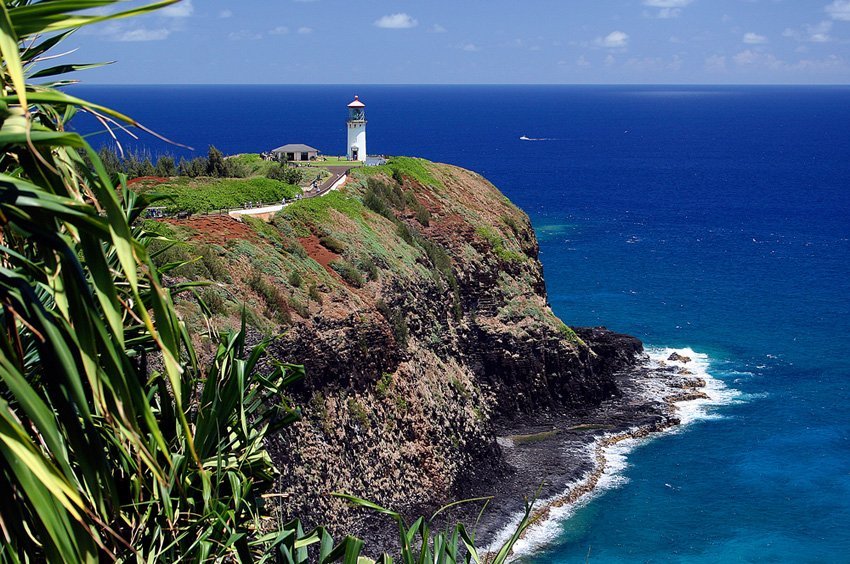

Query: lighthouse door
352,148,359,161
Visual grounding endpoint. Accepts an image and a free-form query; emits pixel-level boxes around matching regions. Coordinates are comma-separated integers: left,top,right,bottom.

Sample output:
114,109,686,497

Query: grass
475,226,526,264
302,156,363,168
138,176,301,214
355,156,442,188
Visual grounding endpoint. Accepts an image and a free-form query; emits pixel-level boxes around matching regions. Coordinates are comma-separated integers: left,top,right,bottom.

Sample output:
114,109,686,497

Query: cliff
152,157,642,541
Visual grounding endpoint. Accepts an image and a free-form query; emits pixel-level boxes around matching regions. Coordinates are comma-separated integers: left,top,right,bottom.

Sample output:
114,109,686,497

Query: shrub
376,372,394,398
415,204,431,226
288,270,303,288
267,163,304,185
308,282,324,304
347,397,370,428
198,286,228,315
319,235,345,254
289,297,310,318
247,268,292,324
359,255,380,281
331,260,364,288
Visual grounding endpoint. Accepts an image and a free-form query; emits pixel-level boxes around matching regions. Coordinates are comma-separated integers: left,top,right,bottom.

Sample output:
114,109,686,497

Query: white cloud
429,24,447,33
784,21,833,43
577,55,591,67
596,30,629,49
228,30,263,41
656,8,683,18
733,49,784,69
297,26,313,34
219,9,233,19
743,32,768,44
643,0,693,6
270,26,289,35
162,0,193,18
461,43,481,52
643,0,693,18
605,54,616,66
825,0,850,21
118,27,171,41
374,13,418,29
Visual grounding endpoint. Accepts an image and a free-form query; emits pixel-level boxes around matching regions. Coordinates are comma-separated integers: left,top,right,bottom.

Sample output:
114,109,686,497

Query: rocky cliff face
159,157,642,539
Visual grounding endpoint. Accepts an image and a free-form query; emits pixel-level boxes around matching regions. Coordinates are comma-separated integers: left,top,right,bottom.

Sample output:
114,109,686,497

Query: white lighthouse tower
346,95,367,162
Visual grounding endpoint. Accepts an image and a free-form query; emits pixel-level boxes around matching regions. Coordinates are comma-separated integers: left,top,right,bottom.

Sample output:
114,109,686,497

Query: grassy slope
152,156,579,346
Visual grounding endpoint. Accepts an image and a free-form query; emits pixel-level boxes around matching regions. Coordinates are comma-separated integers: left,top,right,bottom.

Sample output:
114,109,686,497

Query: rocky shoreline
430,340,713,555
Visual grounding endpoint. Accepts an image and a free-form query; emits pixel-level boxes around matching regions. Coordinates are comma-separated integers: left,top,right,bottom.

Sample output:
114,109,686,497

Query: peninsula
146,155,710,551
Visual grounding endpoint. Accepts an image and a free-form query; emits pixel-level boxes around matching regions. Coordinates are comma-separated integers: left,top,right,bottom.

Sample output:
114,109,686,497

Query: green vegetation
267,161,305,184
248,268,293,324
303,156,363,167
376,372,394,398
138,176,301,214
475,225,526,263
331,260,365,288
319,234,346,254
0,3,533,561
360,156,443,189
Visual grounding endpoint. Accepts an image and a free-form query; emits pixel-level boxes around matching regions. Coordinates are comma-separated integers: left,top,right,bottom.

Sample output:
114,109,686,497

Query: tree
207,145,227,177
155,155,177,177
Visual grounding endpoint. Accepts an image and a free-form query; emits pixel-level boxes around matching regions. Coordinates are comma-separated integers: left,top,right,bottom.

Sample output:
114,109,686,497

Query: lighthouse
346,95,367,162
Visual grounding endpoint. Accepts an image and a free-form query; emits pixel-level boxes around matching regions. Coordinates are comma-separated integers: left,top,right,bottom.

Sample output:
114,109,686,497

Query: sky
68,0,850,84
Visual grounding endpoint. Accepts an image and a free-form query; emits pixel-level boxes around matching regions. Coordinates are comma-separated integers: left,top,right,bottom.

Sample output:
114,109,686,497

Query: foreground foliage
0,1,531,561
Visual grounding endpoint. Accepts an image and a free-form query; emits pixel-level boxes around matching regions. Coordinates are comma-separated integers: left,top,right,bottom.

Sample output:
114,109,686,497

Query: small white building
346,96,367,162
271,144,320,162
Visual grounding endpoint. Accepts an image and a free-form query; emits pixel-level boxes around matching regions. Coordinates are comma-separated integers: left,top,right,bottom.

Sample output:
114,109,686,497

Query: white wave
645,346,743,426
485,346,743,560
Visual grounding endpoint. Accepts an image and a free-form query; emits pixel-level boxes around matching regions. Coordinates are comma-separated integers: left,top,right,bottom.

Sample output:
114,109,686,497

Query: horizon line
72,82,850,87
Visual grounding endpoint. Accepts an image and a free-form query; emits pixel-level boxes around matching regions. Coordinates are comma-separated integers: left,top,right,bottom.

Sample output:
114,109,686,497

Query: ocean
74,85,850,562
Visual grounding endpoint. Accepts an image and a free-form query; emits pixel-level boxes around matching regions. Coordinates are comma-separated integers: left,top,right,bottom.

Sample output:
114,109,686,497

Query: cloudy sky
71,0,850,84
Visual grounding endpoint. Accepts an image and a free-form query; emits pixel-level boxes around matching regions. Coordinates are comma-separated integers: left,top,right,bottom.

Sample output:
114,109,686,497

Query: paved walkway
304,166,350,198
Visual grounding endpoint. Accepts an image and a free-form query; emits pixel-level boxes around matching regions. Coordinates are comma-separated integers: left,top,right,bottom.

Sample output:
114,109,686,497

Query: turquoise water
78,85,850,562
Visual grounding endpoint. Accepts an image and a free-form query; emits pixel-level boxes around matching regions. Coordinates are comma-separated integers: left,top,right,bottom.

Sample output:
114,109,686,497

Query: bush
331,260,364,288
415,204,431,226
319,235,345,254
288,270,303,288
308,283,324,304
247,268,292,324
359,256,380,281
289,297,310,318
267,163,304,185
198,287,227,315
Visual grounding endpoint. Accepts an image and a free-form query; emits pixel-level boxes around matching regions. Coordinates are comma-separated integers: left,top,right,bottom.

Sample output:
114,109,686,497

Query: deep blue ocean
74,85,850,562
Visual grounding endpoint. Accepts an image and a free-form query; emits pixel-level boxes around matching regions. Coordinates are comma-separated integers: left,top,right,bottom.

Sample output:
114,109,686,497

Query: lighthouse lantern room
346,96,367,162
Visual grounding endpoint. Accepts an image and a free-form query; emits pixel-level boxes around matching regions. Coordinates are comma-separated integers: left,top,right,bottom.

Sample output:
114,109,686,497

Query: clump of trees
97,145,254,179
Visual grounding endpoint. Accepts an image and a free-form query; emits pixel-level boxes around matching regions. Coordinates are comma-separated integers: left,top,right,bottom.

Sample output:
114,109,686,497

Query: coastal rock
668,352,692,363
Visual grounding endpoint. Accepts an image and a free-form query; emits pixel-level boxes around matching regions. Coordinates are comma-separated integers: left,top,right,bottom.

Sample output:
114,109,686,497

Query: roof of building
365,156,387,166
271,144,320,153
347,95,366,108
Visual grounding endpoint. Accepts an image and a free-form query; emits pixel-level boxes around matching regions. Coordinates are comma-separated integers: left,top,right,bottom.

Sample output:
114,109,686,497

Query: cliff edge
154,157,643,542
